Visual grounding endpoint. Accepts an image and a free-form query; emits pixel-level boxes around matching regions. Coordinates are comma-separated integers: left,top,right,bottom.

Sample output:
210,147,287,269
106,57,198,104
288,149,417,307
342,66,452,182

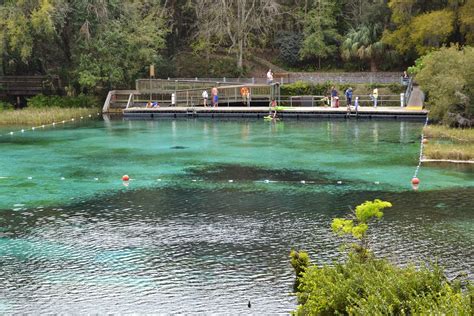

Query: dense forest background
1,0,473,93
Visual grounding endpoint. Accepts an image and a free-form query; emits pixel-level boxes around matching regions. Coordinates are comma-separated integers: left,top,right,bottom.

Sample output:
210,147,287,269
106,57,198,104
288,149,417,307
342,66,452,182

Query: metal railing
124,93,403,110
136,74,404,93
404,78,414,107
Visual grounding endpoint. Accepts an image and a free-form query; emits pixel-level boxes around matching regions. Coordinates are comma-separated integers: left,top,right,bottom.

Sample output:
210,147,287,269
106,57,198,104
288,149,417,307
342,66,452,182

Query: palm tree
341,24,387,72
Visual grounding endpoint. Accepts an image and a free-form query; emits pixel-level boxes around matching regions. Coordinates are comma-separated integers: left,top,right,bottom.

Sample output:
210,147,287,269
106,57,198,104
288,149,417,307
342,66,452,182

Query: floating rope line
412,116,429,189
0,112,101,137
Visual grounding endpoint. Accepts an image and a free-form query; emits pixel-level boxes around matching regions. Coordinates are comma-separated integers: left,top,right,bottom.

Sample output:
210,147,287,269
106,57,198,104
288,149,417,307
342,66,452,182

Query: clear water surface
0,118,473,314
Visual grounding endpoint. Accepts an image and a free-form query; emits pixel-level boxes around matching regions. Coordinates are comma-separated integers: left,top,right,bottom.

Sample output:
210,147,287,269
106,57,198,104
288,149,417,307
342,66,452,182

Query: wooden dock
123,106,428,120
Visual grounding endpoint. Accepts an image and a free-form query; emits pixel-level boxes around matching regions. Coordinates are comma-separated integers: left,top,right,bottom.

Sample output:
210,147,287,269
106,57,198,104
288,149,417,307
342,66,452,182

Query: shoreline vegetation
291,200,473,314
423,125,474,162
0,107,99,126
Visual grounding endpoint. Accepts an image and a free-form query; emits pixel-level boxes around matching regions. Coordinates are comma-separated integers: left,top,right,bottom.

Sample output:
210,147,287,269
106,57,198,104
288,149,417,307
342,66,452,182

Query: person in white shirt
202,90,208,107
266,69,273,84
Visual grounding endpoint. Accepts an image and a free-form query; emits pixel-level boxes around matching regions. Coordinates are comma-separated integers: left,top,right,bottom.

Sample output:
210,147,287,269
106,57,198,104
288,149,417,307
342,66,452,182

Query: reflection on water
0,119,473,313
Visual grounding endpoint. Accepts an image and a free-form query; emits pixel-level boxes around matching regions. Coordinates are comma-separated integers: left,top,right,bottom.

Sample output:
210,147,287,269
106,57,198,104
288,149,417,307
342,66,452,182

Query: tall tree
191,0,279,71
339,0,392,71
0,0,168,91
382,0,470,59
299,0,341,69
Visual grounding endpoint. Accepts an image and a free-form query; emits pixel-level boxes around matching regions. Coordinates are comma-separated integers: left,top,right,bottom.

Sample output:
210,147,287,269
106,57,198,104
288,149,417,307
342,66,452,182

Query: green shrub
290,250,311,291
28,94,99,108
295,256,472,315
412,46,474,125
0,101,14,111
293,200,473,315
281,81,332,96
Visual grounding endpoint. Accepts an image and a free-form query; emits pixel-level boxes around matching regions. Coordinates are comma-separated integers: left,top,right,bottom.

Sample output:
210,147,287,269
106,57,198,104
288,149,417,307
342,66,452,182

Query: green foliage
290,250,311,291
175,53,243,78
0,0,168,91
383,1,463,59
28,94,98,108
293,198,472,315
274,31,302,67
300,0,341,66
459,0,474,44
341,24,390,71
280,81,331,96
413,46,474,125
332,199,391,241
295,255,473,315
0,100,14,111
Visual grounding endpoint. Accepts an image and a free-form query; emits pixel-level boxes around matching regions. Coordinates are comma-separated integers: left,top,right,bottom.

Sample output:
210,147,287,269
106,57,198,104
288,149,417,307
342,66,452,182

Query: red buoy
122,175,130,181
411,177,420,190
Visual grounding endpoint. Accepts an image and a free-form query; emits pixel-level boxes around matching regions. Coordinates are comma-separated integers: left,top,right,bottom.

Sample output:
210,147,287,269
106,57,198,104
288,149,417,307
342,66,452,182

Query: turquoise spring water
0,117,473,313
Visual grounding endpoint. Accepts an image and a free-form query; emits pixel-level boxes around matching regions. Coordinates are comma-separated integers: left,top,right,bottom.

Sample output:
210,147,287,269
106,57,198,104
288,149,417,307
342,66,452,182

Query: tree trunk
237,38,243,71
370,58,377,72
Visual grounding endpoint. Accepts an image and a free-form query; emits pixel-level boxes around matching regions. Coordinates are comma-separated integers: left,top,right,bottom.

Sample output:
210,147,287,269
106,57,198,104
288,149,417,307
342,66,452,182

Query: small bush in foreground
292,200,473,315
295,256,472,315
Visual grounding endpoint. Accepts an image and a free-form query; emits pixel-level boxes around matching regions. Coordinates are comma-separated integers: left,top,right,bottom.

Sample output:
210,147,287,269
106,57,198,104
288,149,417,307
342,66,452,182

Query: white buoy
52,122,56,125
337,181,342,184
42,125,45,128
62,120,65,123
374,181,380,185
21,129,25,133
264,179,270,183
71,118,75,121
300,180,306,184
80,116,83,119
9,131,13,135
88,114,92,117
192,179,197,182
157,178,162,181
32,127,35,130
27,176,33,180
94,177,99,181
228,179,234,183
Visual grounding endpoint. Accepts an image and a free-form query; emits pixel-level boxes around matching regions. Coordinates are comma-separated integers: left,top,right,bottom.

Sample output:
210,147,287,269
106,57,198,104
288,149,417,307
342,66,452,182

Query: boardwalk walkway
407,86,424,108
123,106,427,120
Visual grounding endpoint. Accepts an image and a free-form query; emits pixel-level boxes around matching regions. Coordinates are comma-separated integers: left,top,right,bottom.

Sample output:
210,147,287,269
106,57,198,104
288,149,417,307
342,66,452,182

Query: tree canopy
1,0,474,91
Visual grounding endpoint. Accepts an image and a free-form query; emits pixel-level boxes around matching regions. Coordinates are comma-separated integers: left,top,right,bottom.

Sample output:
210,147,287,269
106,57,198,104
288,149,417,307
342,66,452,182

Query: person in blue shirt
344,87,353,110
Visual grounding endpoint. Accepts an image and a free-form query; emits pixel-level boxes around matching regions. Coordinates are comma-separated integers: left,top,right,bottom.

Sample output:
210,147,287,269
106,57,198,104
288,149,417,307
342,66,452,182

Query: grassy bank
423,125,474,161
0,107,99,126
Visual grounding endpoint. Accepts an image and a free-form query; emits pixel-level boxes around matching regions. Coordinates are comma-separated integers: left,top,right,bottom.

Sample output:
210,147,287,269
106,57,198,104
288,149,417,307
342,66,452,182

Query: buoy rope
0,112,101,137
413,116,429,179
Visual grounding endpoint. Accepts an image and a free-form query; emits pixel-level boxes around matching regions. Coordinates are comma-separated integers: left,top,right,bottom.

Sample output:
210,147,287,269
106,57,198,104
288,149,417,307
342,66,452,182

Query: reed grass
424,125,474,143
423,125,474,161
0,107,99,126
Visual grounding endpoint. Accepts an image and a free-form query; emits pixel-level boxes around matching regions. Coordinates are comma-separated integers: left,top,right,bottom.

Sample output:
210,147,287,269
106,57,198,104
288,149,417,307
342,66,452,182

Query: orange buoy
122,175,130,181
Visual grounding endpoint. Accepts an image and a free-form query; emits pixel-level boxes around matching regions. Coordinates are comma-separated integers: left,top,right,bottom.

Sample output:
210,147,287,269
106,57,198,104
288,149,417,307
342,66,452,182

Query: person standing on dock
331,86,338,108
240,86,250,106
202,90,208,107
211,87,219,107
344,87,353,111
266,69,273,84
371,87,379,108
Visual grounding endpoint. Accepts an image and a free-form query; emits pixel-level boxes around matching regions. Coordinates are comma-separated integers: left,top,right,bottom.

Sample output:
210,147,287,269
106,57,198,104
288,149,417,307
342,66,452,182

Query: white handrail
125,93,134,109
102,90,114,113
